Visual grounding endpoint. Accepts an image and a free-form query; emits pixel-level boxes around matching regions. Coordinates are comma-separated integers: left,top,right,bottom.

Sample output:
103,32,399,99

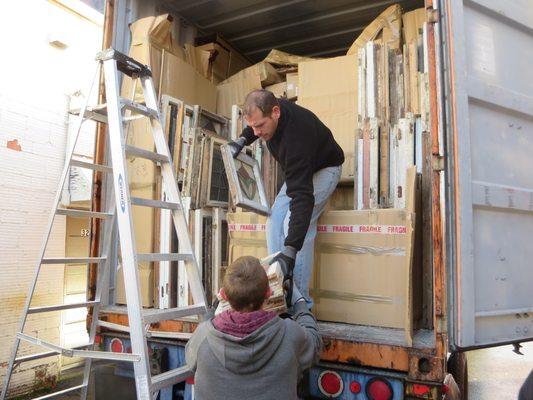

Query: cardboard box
195,42,231,83
265,81,287,98
195,33,252,77
224,61,282,87
183,44,211,79
346,4,402,54
298,55,357,183
216,60,282,118
123,14,217,111
264,49,315,67
311,168,417,345
286,72,299,99
312,208,414,343
161,53,217,111
116,264,153,307
327,186,355,211
227,211,268,263
216,71,262,118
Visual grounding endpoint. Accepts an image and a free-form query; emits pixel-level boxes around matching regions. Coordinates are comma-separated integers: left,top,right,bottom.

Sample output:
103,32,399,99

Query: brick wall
0,1,102,396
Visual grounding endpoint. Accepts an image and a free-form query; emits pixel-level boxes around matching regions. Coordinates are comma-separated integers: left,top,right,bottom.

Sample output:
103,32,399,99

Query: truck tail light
366,377,393,400
413,384,430,395
318,370,343,397
350,380,361,393
110,338,123,353
94,334,103,345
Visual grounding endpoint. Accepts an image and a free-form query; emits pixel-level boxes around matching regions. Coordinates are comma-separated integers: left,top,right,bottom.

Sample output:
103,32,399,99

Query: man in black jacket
228,90,344,308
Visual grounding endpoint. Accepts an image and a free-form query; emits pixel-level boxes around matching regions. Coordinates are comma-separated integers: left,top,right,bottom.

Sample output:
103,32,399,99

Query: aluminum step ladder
0,49,207,400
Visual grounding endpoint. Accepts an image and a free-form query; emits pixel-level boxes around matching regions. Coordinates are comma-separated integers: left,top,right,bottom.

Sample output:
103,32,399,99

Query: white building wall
0,1,102,396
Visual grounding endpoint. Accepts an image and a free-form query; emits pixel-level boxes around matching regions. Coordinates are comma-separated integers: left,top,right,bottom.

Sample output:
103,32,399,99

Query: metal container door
443,0,533,350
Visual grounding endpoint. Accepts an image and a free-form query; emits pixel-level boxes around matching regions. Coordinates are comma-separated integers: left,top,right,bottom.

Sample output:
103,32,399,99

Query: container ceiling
161,0,424,62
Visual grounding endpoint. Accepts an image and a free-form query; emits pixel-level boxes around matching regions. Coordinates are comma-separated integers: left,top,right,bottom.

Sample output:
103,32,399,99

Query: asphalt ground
468,341,533,399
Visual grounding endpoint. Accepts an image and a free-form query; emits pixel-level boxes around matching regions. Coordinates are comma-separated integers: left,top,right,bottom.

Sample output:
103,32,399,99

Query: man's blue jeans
267,165,341,308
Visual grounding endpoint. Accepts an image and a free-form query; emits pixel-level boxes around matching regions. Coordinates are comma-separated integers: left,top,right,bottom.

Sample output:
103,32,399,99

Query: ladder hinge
432,155,445,171
427,7,440,24
62,348,74,357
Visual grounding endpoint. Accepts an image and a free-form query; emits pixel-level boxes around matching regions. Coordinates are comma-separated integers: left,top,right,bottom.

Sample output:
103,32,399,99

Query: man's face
245,106,280,141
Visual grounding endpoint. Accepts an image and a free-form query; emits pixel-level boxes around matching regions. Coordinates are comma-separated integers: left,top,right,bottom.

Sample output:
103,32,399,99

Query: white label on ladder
118,174,126,213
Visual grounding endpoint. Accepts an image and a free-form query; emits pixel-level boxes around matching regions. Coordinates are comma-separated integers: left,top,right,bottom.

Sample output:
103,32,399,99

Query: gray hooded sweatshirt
185,302,322,400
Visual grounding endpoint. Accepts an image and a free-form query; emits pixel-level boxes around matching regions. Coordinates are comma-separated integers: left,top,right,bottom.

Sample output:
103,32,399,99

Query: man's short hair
223,256,268,312
243,89,279,117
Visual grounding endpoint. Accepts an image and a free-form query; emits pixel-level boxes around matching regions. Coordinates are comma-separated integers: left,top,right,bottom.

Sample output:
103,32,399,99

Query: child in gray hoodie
185,255,322,400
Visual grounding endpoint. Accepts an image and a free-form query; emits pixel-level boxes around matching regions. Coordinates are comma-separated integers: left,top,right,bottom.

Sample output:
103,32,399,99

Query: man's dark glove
227,137,246,158
270,247,297,307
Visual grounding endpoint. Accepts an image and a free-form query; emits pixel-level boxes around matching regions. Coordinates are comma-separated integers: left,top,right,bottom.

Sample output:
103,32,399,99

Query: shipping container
92,0,533,399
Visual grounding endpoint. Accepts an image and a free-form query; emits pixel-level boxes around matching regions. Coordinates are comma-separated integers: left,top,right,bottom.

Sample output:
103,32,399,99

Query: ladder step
17,333,140,362
143,304,206,324
131,197,181,210
97,319,193,340
70,103,108,124
56,208,113,219
28,301,99,314
97,320,130,333
15,344,90,364
121,98,158,119
125,145,169,163
41,257,106,264
137,253,194,262
70,159,112,173
150,366,193,393
32,384,86,400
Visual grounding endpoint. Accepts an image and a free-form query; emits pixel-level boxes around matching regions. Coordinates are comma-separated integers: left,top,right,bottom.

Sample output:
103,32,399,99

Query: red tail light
350,381,361,393
366,378,393,400
318,370,343,397
110,338,123,353
94,334,103,345
413,384,430,395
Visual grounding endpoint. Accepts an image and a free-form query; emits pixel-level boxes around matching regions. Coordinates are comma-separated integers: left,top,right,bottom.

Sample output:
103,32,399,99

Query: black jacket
241,100,344,250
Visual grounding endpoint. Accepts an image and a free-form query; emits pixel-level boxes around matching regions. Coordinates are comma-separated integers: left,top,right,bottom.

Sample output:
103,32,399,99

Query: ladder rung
123,115,145,123
150,366,193,393
70,159,112,173
70,103,108,124
143,304,206,324
56,208,113,219
137,253,194,262
28,301,99,314
121,98,158,118
98,305,128,314
97,320,193,340
17,333,140,362
41,257,106,264
15,344,90,364
131,197,181,210
97,320,130,333
125,145,169,163
32,384,86,400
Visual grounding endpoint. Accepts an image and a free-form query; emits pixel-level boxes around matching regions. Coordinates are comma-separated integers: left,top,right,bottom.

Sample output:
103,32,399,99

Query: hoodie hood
205,316,286,374
212,310,277,338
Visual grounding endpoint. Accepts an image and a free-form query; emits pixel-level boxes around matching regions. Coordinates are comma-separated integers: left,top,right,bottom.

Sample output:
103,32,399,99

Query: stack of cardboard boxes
114,6,427,342
301,5,426,343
